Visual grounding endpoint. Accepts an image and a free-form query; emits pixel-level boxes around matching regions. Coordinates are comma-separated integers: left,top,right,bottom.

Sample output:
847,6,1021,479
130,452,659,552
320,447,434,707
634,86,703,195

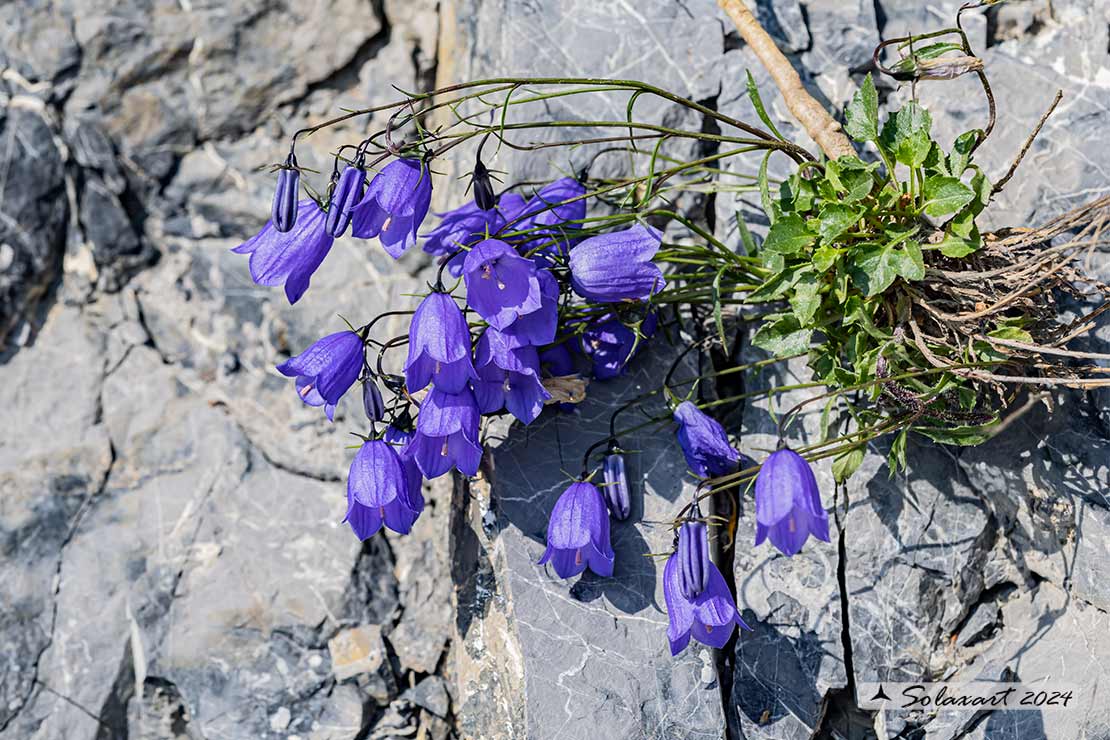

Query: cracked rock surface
2,0,1109,739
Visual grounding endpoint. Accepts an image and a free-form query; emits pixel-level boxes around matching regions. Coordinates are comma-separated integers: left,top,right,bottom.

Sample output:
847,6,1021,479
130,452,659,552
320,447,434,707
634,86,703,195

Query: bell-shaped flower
344,438,423,539
462,239,542,330
406,387,482,478
276,330,364,421
405,292,476,394
602,451,630,520
325,164,366,237
515,177,587,261
231,199,334,304
673,401,739,477
579,311,656,380
677,520,709,599
569,223,665,302
500,268,558,347
271,167,300,233
754,448,830,556
663,546,750,655
538,480,614,579
351,158,433,257
540,342,576,377
472,329,551,424
423,194,528,277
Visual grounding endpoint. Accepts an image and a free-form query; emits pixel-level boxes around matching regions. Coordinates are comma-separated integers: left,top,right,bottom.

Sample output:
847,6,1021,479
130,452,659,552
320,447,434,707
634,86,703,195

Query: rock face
2,1,1109,740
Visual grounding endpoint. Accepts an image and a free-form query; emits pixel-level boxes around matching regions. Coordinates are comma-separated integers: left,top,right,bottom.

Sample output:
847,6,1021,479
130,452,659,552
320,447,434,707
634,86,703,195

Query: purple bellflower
569,223,665,302
344,438,423,539
602,451,631,520
271,166,300,233
407,387,482,478
462,239,543,330
540,342,576,377
325,164,366,237
404,292,476,394
232,199,334,304
579,311,657,380
673,401,740,477
472,329,551,424
538,480,614,579
423,194,528,277
663,544,750,655
677,520,709,599
386,425,425,518
519,177,590,260
754,448,830,557
276,330,365,421
351,158,433,258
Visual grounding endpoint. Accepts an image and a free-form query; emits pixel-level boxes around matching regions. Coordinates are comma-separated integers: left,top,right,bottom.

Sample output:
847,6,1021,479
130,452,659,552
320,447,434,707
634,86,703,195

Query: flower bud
363,378,386,421
677,520,710,599
325,164,366,237
472,159,496,211
602,452,630,520
271,167,300,233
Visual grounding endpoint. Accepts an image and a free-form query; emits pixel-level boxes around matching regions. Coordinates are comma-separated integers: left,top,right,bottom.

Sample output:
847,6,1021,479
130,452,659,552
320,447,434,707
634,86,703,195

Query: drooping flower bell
325,163,366,237
517,177,590,260
271,160,300,233
362,377,386,421
351,158,433,258
231,199,334,304
462,239,543,331
754,447,830,557
538,480,614,579
472,328,551,424
663,542,750,655
677,519,709,599
422,194,528,277
404,292,477,394
385,424,425,518
276,330,365,421
569,223,665,302
602,449,630,520
344,438,423,539
673,401,740,477
579,310,656,380
406,387,482,478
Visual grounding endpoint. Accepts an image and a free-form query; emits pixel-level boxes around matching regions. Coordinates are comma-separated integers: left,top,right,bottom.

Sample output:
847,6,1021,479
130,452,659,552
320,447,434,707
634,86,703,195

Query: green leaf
759,151,776,225
763,214,817,255
752,314,813,357
746,70,785,141
844,74,879,142
825,156,879,202
832,447,865,483
851,239,924,296
921,176,975,217
887,428,908,475
915,422,999,446
937,228,980,258
880,101,933,167
949,130,980,175
788,272,822,324
812,244,839,273
736,212,757,255
818,203,863,244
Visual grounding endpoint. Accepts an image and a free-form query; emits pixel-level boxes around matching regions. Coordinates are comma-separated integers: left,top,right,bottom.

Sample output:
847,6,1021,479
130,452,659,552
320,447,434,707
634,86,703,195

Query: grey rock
0,105,67,348
730,355,847,740
756,0,811,54
403,675,451,719
453,347,727,740
955,601,1000,647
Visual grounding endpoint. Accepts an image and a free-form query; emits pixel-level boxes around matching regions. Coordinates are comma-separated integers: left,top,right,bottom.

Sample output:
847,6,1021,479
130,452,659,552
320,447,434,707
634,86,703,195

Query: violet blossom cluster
234,149,831,657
